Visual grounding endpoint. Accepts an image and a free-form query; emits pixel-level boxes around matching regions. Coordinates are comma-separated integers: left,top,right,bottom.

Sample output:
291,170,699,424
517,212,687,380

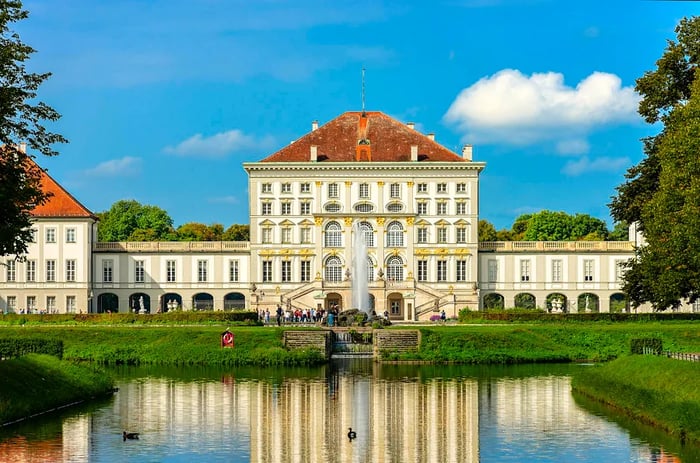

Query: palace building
1,110,681,318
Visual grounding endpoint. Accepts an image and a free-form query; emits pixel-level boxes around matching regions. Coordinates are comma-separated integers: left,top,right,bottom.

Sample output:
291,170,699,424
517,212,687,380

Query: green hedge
458,309,700,323
0,337,63,359
0,310,260,326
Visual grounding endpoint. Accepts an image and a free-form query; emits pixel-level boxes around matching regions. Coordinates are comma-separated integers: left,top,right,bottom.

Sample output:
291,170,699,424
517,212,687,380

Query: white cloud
208,196,241,204
163,130,275,158
556,139,590,155
561,156,631,176
83,156,141,176
443,69,640,147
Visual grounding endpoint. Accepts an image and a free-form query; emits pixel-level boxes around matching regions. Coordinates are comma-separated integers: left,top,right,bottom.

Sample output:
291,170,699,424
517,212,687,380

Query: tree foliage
0,1,67,257
611,16,700,310
479,211,616,241
97,200,174,242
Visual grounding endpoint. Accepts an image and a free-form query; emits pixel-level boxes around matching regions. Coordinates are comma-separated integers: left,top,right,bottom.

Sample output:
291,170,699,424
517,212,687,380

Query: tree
175,222,222,241
478,219,497,241
97,200,174,242
521,211,609,241
222,224,250,241
610,16,700,310
0,1,67,257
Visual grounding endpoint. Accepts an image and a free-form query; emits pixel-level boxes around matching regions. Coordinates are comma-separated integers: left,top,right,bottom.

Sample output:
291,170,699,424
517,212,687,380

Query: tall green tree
521,211,609,241
97,200,174,242
478,219,498,241
610,16,700,310
0,1,67,257
222,224,250,241
175,222,222,241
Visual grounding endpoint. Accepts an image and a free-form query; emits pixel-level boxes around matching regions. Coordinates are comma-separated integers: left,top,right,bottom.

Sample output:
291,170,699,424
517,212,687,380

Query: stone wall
283,331,332,358
374,330,421,355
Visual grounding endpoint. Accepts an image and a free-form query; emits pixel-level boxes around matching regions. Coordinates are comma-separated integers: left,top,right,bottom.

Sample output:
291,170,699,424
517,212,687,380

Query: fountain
351,221,370,315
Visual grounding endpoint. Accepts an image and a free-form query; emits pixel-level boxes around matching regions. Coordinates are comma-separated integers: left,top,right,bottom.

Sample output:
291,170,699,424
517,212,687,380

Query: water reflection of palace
111,373,479,462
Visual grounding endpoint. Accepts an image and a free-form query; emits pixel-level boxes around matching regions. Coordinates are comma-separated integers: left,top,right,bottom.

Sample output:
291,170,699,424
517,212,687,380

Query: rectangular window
134,260,144,283
300,201,311,215
456,227,467,244
262,227,272,244
693,300,700,313
520,260,531,282
281,182,292,193
417,227,428,244
66,228,76,243
488,259,498,282
437,260,448,282
281,227,292,244
328,183,339,198
46,296,56,313
46,259,56,282
437,226,448,243
167,260,176,283
229,260,239,282
46,228,56,243
456,201,467,215
6,260,15,282
456,183,466,193
417,201,428,215
197,260,208,282
102,259,113,283
29,228,37,243
359,183,369,198
417,183,428,193
584,259,594,282
261,202,272,215
7,296,16,312
551,259,562,283
417,260,428,282
66,259,76,282
281,261,291,282
456,260,467,282
301,227,311,244
300,182,310,193
66,296,76,314
437,183,447,193
26,260,36,282
27,296,36,313
262,183,272,193
437,202,448,215
390,183,401,198
300,260,311,282
281,202,292,215
262,260,273,282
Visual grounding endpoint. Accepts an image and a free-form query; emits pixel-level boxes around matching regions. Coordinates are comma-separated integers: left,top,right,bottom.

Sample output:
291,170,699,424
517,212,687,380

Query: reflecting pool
0,362,696,462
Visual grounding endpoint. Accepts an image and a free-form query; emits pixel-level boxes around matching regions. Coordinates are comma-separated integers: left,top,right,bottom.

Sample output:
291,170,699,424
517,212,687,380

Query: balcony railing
93,241,250,252
478,241,634,252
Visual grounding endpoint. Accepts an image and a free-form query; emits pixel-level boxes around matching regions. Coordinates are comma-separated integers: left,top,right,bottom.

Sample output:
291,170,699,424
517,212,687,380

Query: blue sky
16,0,699,230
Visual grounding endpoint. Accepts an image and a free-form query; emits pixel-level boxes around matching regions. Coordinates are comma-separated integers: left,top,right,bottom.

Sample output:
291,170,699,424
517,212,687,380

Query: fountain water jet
351,222,371,315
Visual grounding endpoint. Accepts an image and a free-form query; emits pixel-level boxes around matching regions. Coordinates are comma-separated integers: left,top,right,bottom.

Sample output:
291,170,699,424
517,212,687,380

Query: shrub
0,337,63,359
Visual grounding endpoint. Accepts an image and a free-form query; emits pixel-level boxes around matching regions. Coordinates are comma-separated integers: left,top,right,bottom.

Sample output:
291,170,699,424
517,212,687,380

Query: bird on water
347,427,357,441
123,431,139,441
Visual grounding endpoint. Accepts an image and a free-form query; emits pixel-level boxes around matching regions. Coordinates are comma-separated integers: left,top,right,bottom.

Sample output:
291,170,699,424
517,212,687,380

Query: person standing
276,304,283,326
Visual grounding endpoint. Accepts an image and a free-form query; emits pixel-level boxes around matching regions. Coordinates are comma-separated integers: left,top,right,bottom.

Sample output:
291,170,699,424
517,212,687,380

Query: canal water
0,361,696,462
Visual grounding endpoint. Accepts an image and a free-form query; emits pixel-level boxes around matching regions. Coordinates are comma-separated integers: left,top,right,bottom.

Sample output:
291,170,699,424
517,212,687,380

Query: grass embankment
387,323,700,363
0,326,324,366
572,355,700,445
0,354,114,426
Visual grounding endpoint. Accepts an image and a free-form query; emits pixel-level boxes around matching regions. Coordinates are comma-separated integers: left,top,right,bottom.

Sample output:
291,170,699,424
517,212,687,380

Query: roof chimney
427,133,435,141
19,142,26,153
411,145,418,162
311,120,318,131
310,145,318,162
462,144,473,161
407,122,415,130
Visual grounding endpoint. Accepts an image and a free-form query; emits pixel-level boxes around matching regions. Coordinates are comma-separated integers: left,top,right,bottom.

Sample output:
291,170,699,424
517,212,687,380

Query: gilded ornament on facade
376,217,385,226
315,181,322,186
315,217,323,226
345,181,352,186
406,217,414,226
344,217,353,226
377,181,384,187
407,181,414,188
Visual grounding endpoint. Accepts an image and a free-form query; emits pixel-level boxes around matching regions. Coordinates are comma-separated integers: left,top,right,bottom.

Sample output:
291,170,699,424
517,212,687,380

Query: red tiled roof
30,160,95,219
260,111,466,163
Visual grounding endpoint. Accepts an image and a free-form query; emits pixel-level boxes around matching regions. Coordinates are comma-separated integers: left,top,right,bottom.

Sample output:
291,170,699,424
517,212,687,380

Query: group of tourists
258,304,340,326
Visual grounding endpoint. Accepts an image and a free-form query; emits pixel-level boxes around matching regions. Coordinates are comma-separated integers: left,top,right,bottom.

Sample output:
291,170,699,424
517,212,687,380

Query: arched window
387,221,404,247
387,256,404,281
359,221,374,247
325,221,342,247
325,256,343,282
366,256,374,282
